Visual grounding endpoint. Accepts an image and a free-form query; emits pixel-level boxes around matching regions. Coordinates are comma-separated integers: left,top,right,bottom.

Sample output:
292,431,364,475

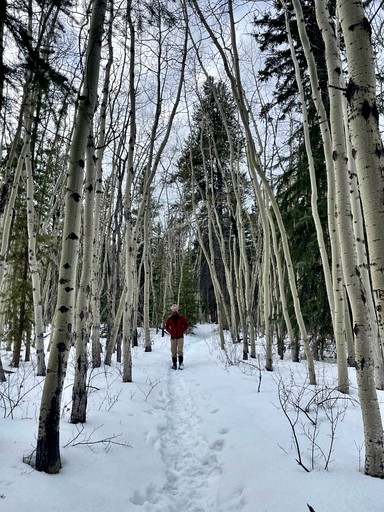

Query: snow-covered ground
1,323,383,511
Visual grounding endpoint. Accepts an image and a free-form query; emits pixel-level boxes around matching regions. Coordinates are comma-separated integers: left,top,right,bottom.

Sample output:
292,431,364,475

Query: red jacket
165,313,189,339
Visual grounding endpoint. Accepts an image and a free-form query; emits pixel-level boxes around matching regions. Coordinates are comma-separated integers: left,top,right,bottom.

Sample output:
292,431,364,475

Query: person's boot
172,357,177,370
178,355,184,370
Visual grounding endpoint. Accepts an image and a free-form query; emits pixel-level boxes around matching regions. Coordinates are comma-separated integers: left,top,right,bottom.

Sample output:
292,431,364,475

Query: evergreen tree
2,200,33,367
176,77,245,321
177,250,199,328
253,0,328,117
253,1,333,344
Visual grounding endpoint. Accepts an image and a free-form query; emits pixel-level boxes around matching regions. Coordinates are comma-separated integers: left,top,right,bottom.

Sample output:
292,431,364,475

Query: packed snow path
158,370,222,511
130,367,239,512
129,326,247,511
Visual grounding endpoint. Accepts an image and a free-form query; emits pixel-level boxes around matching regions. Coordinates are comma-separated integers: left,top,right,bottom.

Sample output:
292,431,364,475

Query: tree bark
70,125,96,424
336,0,384,477
189,0,316,383
35,0,107,473
287,0,349,391
24,143,46,376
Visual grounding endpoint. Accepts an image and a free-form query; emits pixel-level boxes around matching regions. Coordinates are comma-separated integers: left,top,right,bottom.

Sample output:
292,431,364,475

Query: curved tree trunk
288,0,349,392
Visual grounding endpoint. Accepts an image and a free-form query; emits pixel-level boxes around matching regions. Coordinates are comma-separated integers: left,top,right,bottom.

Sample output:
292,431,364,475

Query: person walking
164,304,189,370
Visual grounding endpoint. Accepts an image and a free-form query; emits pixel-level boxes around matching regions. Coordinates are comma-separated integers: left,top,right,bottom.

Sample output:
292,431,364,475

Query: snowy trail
130,365,223,512
128,328,246,512
157,369,222,511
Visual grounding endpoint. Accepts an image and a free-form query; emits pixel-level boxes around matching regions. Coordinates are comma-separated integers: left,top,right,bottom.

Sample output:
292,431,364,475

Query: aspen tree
284,0,349,390
336,0,384,478
338,12,384,384
267,206,296,360
143,204,152,352
24,140,46,376
120,0,188,380
70,124,97,424
121,0,137,382
34,0,107,473
190,0,316,384
337,0,384,345
316,0,384,392
71,0,116,420
103,140,126,366
90,3,115,369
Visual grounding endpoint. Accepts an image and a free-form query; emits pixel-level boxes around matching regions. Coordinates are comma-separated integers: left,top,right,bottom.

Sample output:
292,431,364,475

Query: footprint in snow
130,371,244,511
154,370,223,510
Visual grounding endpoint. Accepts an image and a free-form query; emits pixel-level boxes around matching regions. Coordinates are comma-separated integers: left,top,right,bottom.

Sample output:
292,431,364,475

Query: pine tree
176,77,245,323
253,0,328,117
177,250,199,328
253,1,333,346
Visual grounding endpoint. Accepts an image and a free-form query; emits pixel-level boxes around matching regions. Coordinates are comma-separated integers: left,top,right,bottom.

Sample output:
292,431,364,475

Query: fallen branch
64,424,131,450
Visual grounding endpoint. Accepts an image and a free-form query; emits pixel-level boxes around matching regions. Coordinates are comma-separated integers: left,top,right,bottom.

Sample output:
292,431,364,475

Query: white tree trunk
70,125,97,423
24,147,46,376
337,0,384,351
90,4,115,369
35,0,107,473
288,0,349,391
143,206,152,352
336,0,384,477
122,0,136,382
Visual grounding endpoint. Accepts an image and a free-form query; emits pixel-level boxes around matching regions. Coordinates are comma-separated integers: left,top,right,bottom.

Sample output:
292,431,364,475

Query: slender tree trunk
143,206,152,352
337,0,384,345
268,208,296,360
34,0,107,473
122,0,136,383
70,125,97,424
91,2,115,369
287,0,349,391
12,242,29,367
336,0,384,477
24,136,46,376
190,0,316,384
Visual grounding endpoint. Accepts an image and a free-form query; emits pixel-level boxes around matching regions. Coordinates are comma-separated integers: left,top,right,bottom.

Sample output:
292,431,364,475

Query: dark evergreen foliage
253,2,333,343
2,196,33,367
253,0,328,118
176,77,245,321
3,0,75,93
